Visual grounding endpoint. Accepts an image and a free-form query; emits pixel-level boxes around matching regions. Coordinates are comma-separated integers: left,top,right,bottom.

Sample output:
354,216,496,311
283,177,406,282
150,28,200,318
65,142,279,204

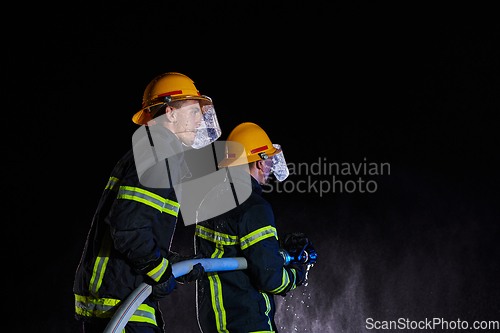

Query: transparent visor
151,96,221,149
191,103,221,149
270,144,289,181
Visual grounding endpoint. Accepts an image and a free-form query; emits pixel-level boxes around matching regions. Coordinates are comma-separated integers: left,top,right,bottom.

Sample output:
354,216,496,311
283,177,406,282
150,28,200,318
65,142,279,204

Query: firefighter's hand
150,275,176,302
168,251,203,263
288,263,306,286
281,232,309,253
175,263,205,284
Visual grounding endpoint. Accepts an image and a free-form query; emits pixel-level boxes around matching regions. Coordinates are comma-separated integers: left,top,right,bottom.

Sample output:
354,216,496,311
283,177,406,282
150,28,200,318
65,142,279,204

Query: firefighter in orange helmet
74,73,221,332
195,123,310,332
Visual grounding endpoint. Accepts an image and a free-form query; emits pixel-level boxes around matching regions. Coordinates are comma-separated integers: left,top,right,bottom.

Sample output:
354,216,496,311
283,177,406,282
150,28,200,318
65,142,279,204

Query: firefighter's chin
177,131,197,147
257,174,272,186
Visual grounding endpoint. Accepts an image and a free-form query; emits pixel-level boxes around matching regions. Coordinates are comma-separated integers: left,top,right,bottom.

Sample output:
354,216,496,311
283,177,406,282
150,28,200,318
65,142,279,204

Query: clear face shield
152,96,221,149
270,144,289,181
191,101,221,149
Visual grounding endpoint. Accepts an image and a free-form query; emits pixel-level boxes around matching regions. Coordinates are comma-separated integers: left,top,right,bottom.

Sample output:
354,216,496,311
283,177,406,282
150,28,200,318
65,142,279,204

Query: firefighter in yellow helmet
195,122,311,332
132,72,221,149
74,73,221,332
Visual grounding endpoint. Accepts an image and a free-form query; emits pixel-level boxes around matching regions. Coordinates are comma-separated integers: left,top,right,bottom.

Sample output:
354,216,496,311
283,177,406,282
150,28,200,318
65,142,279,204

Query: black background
8,3,499,332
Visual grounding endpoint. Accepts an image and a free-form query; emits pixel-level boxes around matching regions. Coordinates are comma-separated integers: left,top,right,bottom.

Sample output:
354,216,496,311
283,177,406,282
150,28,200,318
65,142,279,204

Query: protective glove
167,251,201,263
167,252,205,284
281,232,309,254
288,263,306,287
150,275,176,302
176,263,205,284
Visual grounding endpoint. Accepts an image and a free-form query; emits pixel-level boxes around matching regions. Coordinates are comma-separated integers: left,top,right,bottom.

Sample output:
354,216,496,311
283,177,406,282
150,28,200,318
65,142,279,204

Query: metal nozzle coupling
280,249,317,266
279,249,293,266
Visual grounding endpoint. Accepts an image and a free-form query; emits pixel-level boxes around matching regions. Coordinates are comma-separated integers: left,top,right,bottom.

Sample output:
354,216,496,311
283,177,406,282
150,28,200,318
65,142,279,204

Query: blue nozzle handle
103,257,247,333
280,248,318,266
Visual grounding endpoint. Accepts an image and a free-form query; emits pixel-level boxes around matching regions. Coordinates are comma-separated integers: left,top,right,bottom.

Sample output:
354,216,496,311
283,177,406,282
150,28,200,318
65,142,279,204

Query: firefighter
195,122,310,333
74,72,221,333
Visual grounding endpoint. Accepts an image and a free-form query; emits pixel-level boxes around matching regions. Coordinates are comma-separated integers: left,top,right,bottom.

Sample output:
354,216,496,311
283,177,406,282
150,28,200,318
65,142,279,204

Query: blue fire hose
103,257,248,333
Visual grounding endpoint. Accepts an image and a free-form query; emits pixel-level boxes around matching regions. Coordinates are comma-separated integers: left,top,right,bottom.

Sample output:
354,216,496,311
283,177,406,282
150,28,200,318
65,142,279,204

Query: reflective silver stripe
117,186,180,216
75,295,157,326
105,177,121,191
208,243,228,332
162,201,180,215
89,230,112,298
269,268,290,294
147,257,169,282
118,187,165,210
260,292,273,331
240,226,278,250
195,225,239,245
132,309,157,324
196,226,236,244
75,300,115,314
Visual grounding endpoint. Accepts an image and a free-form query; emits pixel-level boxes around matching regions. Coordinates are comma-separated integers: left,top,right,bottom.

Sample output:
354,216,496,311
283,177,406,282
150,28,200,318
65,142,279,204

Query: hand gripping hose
103,257,248,333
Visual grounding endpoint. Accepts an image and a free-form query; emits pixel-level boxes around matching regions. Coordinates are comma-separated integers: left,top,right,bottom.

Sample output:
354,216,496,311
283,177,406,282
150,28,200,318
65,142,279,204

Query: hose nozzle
280,247,317,266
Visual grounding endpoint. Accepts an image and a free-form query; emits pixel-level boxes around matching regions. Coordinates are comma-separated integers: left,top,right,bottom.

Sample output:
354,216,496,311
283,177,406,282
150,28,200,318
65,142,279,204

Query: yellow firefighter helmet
132,72,212,125
219,122,289,181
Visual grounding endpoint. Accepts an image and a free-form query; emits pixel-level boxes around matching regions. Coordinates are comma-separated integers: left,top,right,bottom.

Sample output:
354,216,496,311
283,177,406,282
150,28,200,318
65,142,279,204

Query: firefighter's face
257,159,274,185
169,100,203,146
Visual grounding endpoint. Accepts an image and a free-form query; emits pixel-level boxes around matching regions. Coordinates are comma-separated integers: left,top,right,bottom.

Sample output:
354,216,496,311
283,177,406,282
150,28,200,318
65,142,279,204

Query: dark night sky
9,4,500,333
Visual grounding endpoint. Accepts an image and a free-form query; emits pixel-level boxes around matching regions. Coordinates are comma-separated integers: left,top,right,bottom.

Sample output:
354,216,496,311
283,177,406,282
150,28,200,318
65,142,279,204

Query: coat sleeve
106,160,177,284
238,203,299,295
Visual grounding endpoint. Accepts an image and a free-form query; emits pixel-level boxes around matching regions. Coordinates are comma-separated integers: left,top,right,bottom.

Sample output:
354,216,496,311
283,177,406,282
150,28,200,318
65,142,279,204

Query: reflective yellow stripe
209,272,228,333
195,225,239,246
289,268,297,291
208,243,229,333
260,292,273,331
240,226,278,250
105,177,121,191
270,268,297,295
75,294,157,326
117,186,180,216
269,268,290,294
89,229,112,298
147,257,169,282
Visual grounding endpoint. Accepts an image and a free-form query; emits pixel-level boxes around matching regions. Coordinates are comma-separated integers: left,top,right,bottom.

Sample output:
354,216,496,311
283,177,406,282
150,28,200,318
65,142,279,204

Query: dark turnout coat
195,169,299,333
73,125,189,330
